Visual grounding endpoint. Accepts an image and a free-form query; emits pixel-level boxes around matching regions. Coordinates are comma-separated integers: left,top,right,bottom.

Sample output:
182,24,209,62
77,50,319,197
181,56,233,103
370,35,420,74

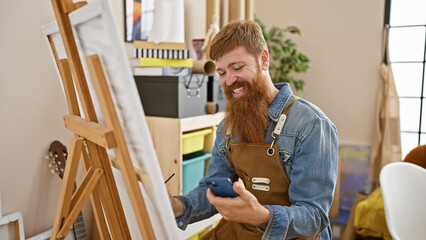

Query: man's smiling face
215,46,261,99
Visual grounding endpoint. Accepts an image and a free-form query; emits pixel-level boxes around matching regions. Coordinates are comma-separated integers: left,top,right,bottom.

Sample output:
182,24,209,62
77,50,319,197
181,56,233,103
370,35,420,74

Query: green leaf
287,26,301,34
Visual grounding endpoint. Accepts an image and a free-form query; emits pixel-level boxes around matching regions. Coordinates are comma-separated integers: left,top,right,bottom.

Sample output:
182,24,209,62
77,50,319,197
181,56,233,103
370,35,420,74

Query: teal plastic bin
182,152,212,195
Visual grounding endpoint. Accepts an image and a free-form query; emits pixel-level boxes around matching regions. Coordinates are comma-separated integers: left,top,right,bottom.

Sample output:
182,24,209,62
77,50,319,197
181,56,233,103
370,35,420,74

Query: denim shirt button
178,222,184,227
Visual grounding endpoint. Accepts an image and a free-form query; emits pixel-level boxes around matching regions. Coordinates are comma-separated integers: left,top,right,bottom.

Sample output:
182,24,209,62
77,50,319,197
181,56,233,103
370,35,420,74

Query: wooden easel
46,0,155,239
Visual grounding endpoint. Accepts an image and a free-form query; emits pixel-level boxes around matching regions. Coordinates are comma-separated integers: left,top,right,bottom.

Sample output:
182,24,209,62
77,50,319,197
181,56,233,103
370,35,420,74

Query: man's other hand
168,192,184,218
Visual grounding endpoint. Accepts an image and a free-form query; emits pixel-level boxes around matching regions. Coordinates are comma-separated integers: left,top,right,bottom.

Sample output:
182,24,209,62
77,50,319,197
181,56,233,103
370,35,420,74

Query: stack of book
130,41,193,76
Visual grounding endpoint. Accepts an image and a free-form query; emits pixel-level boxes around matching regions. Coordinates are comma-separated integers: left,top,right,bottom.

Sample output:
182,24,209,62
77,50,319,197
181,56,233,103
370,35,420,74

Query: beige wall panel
206,0,220,33
229,0,245,22
254,0,385,145
220,0,230,28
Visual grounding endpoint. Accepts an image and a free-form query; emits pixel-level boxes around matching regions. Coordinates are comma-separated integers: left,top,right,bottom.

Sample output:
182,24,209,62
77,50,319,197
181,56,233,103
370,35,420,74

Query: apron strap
268,96,300,153
272,96,301,137
284,96,301,115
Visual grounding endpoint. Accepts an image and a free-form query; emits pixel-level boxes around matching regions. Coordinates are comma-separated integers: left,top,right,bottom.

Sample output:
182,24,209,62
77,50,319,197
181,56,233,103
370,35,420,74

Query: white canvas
41,0,180,239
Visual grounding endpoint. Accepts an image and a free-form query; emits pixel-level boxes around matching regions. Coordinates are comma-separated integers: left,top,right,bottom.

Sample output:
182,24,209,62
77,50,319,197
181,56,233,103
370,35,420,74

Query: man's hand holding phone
205,177,270,226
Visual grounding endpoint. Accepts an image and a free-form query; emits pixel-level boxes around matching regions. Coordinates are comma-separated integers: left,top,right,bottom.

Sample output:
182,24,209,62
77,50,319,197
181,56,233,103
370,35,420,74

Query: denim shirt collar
268,83,294,122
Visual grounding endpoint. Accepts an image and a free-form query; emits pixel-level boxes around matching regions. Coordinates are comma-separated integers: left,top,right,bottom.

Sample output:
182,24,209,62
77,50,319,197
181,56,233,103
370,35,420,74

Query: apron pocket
232,222,263,240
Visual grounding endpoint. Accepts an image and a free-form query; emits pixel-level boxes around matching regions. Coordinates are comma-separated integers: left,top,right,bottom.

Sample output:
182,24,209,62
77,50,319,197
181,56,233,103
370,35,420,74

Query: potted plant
255,16,310,95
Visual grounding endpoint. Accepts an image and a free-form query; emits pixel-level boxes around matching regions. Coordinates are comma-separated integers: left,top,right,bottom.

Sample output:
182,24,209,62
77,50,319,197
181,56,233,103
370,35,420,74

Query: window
386,0,426,158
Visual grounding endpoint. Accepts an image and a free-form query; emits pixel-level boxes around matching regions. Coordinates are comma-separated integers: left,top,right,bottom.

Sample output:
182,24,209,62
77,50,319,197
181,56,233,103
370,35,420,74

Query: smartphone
205,177,239,198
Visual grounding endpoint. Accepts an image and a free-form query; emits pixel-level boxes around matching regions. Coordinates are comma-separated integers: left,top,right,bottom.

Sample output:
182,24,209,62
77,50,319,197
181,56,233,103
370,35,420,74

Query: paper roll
206,101,219,114
229,0,245,22
245,0,254,21
206,0,220,32
220,0,229,28
193,60,216,76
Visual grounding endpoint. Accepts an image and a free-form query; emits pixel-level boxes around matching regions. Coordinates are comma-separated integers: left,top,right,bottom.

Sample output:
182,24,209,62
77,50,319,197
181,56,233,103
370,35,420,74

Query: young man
170,20,338,239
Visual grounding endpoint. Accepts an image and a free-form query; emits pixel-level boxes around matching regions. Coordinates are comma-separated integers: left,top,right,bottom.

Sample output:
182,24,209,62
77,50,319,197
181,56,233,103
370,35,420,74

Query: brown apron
200,97,319,240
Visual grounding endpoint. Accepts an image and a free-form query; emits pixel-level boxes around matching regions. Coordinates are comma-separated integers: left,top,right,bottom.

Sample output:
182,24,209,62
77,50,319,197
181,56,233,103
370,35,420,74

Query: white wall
255,0,385,145
0,0,76,238
0,0,383,237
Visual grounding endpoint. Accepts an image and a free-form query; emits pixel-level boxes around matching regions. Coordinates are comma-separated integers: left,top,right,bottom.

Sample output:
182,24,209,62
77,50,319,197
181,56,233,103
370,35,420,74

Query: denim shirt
175,83,339,240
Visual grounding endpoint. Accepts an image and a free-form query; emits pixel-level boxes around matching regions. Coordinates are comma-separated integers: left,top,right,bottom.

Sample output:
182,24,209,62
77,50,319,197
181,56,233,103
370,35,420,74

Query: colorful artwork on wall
339,144,372,211
125,0,155,41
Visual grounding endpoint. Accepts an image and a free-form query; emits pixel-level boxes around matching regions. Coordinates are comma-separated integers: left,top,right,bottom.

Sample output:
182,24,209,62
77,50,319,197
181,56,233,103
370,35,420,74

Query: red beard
223,73,273,143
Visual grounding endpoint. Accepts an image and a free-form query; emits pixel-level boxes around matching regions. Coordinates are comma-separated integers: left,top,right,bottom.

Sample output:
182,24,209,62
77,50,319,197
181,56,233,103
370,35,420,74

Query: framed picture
124,0,156,42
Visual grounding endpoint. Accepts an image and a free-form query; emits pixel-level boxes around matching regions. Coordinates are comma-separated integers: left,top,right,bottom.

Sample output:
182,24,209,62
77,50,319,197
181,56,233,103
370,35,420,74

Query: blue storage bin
182,152,212,195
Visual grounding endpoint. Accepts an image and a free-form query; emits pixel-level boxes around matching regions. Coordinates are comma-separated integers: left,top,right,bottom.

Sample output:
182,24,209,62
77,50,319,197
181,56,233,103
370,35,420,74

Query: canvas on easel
42,0,180,239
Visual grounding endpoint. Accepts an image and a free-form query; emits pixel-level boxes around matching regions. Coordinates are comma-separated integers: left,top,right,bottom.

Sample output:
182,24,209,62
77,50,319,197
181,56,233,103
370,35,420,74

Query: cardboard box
135,74,208,118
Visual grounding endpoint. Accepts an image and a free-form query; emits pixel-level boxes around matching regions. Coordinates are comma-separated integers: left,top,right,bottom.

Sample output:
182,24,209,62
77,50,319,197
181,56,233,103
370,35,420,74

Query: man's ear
260,49,269,70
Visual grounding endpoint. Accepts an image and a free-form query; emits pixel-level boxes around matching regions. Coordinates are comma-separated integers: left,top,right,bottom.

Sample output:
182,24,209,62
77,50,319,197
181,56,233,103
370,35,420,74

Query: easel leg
51,137,84,240
84,140,130,239
80,152,110,239
57,167,103,239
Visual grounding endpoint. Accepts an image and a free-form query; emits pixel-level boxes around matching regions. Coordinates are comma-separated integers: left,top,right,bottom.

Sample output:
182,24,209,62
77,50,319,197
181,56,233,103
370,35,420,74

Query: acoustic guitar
47,140,88,240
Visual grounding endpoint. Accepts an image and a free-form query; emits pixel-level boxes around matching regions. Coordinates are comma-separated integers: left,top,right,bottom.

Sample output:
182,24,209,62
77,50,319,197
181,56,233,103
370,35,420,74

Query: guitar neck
73,211,88,240
72,183,87,240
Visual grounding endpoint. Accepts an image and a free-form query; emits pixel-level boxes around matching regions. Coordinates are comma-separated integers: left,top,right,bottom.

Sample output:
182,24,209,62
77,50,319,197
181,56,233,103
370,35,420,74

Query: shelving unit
146,112,224,196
